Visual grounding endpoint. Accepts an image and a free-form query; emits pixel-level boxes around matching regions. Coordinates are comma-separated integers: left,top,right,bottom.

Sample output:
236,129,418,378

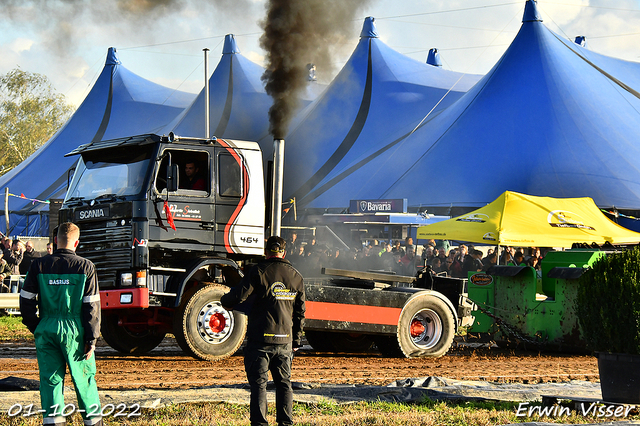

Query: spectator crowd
0,237,43,292
284,232,545,279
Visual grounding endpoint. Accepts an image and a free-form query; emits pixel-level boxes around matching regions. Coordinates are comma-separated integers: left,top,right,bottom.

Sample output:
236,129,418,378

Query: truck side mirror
166,164,179,192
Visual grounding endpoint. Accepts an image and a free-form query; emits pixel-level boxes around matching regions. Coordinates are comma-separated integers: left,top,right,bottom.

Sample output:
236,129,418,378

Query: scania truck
59,133,474,360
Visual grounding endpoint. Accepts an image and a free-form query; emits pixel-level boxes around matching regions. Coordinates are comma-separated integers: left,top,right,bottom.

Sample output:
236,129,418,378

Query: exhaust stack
270,139,285,237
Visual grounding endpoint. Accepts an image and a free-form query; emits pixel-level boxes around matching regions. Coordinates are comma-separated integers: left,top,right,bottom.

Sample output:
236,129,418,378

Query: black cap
266,236,286,253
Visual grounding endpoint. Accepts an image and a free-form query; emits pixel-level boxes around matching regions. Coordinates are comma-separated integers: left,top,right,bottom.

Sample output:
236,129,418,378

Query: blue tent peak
360,17,378,38
574,35,587,47
522,0,542,22
106,47,121,66
427,48,442,67
223,34,240,54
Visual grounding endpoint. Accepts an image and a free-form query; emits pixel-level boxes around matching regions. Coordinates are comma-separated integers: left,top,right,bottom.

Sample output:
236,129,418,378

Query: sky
1,0,640,107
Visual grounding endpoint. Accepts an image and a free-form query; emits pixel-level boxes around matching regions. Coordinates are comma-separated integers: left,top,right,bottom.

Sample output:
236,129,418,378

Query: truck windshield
65,150,152,202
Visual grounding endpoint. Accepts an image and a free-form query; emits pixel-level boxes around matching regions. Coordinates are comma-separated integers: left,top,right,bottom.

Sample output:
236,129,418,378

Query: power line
118,31,262,51
538,2,640,44
538,5,572,41
118,4,521,54
425,44,511,52
546,2,640,13
383,18,519,34
376,2,523,20
119,49,202,57
589,32,640,39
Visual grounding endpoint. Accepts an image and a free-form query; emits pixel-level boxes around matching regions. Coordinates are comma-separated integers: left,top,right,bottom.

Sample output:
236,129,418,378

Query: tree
0,68,73,176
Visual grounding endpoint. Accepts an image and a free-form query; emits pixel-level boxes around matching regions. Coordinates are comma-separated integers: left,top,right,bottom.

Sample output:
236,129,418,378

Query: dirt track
0,337,599,391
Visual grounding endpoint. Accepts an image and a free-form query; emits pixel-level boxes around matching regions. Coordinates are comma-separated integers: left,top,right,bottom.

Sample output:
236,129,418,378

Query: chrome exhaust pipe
270,139,285,237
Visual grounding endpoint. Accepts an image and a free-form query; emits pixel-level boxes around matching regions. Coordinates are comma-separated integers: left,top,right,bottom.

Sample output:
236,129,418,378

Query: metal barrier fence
0,275,23,312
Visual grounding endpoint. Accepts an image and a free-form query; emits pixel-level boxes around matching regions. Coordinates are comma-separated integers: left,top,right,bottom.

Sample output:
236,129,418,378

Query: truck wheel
101,313,166,355
396,294,455,358
173,284,247,361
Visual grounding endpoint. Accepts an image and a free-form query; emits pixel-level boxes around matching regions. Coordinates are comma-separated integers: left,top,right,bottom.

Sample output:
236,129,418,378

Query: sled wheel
173,284,247,361
305,330,375,353
373,335,405,358
304,330,335,352
397,293,455,358
330,332,375,353
101,313,166,355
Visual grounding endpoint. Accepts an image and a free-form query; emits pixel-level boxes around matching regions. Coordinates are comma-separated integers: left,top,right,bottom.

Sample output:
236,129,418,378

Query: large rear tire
101,313,166,355
396,293,455,358
173,284,247,361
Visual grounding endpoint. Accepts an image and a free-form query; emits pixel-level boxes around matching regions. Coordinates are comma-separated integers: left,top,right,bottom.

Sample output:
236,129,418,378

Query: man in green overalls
20,222,102,426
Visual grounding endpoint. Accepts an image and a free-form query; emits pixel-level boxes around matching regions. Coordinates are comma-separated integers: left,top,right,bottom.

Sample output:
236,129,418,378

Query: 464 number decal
240,236,260,244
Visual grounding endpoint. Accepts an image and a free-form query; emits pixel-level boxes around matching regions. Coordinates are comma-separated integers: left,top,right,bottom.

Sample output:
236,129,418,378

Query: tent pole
203,48,210,139
4,187,8,236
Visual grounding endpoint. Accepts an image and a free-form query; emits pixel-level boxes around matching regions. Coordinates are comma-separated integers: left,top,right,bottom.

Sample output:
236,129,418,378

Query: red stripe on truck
218,139,249,254
305,301,402,326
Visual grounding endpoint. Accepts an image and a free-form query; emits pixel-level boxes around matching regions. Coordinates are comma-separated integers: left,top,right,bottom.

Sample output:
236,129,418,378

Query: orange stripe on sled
305,301,401,326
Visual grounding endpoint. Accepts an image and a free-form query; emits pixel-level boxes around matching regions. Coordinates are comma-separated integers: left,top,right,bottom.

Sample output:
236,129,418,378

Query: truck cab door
213,142,265,256
151,147,216,249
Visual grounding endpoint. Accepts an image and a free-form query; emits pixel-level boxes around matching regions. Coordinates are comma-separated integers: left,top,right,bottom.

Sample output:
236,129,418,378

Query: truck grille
77,224,133,288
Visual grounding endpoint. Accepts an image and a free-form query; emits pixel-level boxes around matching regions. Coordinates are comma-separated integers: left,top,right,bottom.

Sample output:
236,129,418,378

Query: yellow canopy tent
416,191,640,248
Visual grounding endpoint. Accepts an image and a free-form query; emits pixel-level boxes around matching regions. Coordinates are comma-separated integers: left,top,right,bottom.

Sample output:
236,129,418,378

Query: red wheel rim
210,312,227,333
410,318,426,338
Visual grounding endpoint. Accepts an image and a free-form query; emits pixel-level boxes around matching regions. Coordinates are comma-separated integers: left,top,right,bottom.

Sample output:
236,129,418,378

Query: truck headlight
121,273,133,287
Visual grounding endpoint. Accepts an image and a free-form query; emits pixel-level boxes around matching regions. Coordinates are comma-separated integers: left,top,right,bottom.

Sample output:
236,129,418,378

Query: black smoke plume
260,0,369,140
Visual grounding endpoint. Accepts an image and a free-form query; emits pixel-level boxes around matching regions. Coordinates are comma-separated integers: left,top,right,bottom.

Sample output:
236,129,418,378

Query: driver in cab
181,161,205,191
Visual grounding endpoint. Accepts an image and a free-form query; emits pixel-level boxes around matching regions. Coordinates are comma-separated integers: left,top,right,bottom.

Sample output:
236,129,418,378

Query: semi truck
58,133,474,360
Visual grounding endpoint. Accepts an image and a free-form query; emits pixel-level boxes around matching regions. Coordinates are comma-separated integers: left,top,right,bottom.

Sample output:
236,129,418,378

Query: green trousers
35,317,102,426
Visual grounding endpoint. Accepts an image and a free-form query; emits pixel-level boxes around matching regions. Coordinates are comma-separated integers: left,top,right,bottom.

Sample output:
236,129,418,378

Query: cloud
0,0,262,56
8,38,34,54
3,0,640,108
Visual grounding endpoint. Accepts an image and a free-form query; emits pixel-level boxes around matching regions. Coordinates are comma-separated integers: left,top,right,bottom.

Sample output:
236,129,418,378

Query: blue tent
0,48,195,236
280,17,482,209
294,1,640,212
171,35,272,140
172,34,325,141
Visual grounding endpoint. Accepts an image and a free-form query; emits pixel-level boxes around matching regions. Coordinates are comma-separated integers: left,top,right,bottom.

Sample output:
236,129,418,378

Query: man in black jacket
221,236,305,426
4,238,23,275
19,240,41,275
